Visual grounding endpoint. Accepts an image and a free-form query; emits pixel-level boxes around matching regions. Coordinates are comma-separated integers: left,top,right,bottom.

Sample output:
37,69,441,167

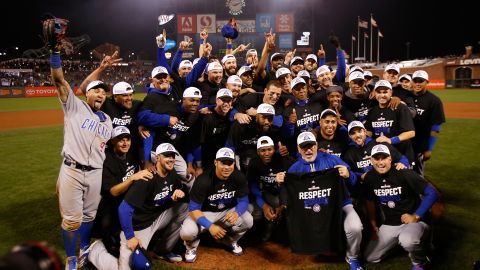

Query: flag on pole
352,35,356,41
358,19,368,29
378,30,383,37
371,17,378,27
364,32,369,38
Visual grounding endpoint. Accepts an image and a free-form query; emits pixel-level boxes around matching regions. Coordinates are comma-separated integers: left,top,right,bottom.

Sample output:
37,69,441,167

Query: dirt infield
0,102,479,131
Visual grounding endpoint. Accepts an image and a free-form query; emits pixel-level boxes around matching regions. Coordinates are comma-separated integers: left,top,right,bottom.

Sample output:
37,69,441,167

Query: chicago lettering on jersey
81,118,111,140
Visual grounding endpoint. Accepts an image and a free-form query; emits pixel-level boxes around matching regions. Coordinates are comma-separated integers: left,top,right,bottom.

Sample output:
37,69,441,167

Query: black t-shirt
190,168,249,212
316,129,349,158
284,169,347,254
392,85,415,110
342,140,404,174
199,108,232,168
342,90,373,123
226,119,281,155
196,79,224,105
365,103,415,139
102,98,142,130
247,153,294,195
412,91,446,153
236,92,285,117
364,169,428,226
124,171,184,230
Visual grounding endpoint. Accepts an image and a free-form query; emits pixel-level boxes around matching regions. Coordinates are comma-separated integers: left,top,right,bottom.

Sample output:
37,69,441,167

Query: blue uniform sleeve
228,108,239,122
157,47,173,75
399,155,410,168
143,131,155,162
118,200,135,240
137,110,171,128
171,49,183,73
415,184,438,219
281,121,295,139
273,115,283,128
235,195,249,215
318,57,326,67
186,57,208,87
249,180,266,208
188,199,202,212
335,49,346,83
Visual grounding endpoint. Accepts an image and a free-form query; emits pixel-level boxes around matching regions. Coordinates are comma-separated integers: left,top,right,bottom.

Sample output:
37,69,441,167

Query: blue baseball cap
130,247,152,270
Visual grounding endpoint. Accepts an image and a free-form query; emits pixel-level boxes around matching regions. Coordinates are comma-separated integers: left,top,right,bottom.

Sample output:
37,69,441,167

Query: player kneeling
180,148,253,263
364,145,438,270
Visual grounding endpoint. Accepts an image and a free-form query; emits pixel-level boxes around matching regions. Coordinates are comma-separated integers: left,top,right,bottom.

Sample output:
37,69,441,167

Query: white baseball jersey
61,88,112,168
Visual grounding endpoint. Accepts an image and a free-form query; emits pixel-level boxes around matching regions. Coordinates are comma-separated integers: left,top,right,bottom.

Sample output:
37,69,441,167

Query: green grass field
0,89,479,269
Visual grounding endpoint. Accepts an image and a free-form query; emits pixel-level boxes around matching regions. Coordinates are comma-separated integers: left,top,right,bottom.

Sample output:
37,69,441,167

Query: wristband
390,136,400,145
196,216,212,229
50,53,61,69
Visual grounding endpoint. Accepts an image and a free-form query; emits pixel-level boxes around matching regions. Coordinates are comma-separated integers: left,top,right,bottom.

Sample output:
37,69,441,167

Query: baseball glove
42,17,70,52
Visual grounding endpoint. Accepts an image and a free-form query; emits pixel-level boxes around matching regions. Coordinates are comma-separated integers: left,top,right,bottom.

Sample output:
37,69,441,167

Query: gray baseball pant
365,221,429,265
180,209,253,249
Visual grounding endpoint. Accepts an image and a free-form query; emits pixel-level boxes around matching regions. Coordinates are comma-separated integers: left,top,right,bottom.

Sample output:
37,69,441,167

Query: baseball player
383,64,416,117
364,144,438,270
277,132,363,270
410,70,445,176
45,17,113,269
85,127,153,269
180,148,253,263
365,80,416,164
247,136,294,242
314,109,350,158
116,143,188,269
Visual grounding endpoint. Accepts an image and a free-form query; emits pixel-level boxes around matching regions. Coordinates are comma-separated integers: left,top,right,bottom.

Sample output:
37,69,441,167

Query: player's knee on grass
62,219,81,231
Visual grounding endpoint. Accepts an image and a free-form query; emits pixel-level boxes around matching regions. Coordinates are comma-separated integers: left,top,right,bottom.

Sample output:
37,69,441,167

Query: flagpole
377,29,381,65
370,14,373,62
351,36,354,63
357,16,360,63
363,33,367,60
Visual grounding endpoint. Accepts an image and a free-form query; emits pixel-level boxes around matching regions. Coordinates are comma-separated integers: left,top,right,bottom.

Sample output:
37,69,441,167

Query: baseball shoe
65,256,77,270
78,239,100,268
184,248,197,263
346,257,363,270
157,252,183,263
230,241,244,256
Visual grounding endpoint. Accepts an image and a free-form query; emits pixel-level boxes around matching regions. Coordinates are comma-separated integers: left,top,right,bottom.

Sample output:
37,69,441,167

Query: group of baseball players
45,17,445,270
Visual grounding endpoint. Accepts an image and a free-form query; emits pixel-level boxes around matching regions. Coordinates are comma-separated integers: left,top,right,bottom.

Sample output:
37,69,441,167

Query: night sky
2,0,479,62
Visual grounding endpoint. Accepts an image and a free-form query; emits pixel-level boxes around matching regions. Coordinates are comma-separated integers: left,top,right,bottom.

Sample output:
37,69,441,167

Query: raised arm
78,51,122,94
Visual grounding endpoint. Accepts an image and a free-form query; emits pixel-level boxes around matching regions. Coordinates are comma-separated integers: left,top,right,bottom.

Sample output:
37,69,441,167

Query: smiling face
263,83,282,105
214,159,235,180
257,146,275,164
371,154,392,174
317,71,332,88
178,66,192,78
375,87,392,107
320,115,337,137
349,79,366,96
383,69,399,84
156,152,176,174
292,84,307,101
215,96,233,115
223,59,237,76
411,78,428,95
256,114,273,132
86,87,107,111
182,97,201,113
114,93,133,109
349,127,367,146
327,91,342,109
208,69,224,85
113,136,131,155
152,73,171,91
